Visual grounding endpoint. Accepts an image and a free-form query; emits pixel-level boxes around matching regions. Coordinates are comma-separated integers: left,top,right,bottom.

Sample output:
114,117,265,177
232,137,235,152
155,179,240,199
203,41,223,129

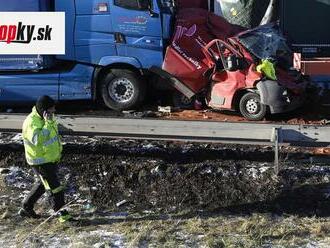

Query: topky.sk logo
0,22,53,44
0,12,65,55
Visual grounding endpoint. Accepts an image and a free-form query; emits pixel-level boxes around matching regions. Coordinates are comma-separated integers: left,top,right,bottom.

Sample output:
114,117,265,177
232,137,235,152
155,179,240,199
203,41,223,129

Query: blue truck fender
98,56,142,69
92,56,143,101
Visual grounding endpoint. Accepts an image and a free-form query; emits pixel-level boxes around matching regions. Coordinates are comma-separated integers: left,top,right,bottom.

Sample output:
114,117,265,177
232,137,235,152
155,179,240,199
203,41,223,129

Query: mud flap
149,66,195,99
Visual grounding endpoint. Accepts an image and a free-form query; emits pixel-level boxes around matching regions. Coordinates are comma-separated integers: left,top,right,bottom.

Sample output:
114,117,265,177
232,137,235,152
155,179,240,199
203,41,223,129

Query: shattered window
237,24,291,60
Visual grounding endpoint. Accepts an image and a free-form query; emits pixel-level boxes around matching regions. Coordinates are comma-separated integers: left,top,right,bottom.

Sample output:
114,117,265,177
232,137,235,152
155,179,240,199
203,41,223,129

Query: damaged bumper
257,80,305,114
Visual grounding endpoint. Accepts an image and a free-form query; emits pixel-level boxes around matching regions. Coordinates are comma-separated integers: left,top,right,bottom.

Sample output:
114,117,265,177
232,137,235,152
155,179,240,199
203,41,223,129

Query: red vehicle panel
161,8,306,121
163,9,242,93
176,0,208,10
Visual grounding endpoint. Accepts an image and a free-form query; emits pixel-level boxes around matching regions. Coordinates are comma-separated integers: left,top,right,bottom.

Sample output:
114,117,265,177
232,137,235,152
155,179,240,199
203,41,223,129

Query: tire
239,92,267,121
101,69,146,111
172,91,195,109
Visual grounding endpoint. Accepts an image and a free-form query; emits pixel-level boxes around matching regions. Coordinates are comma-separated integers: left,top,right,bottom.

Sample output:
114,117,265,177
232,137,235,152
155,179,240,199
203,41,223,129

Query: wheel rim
245,98,260,114
109,78,135,103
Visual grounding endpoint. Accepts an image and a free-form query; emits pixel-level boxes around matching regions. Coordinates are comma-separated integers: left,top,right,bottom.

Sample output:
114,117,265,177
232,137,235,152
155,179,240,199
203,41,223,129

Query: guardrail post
271,127,282,175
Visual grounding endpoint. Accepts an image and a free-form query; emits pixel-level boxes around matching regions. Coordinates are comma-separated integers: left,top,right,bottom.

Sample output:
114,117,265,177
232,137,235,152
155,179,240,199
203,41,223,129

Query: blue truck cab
0,0,175,110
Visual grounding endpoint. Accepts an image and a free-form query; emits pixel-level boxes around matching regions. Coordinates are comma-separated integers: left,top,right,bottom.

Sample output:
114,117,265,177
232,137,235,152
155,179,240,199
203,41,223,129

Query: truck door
74,0,117,65
111,0,164,68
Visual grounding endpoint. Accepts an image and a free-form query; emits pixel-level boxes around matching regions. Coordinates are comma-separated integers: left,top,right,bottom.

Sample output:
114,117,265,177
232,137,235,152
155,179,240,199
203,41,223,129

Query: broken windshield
237,24,291,61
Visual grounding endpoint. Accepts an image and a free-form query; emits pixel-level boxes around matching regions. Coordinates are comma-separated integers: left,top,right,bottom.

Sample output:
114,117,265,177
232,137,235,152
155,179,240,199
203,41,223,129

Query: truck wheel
101,69,146,111
239,92,267,121
172,91,195,109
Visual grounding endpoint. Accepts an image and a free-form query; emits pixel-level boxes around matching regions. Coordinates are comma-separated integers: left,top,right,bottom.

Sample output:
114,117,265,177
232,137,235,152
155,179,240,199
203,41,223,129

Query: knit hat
36,95,55,117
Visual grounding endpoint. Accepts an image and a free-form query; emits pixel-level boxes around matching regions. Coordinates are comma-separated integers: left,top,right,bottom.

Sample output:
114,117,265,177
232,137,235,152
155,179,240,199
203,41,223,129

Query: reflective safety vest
22,107,63,166
256,59,277,81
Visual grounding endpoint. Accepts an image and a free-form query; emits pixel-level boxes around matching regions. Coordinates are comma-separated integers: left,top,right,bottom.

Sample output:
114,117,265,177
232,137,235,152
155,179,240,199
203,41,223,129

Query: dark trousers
22,163,65,212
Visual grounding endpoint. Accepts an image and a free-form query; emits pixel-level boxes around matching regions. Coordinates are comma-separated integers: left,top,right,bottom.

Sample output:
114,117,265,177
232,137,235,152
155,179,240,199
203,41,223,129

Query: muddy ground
1,133,330,247
1,134,330,214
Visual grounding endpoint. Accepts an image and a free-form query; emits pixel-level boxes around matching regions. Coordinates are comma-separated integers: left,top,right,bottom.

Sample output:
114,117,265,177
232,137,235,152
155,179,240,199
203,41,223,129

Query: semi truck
0,0,306,121
0,0,175,110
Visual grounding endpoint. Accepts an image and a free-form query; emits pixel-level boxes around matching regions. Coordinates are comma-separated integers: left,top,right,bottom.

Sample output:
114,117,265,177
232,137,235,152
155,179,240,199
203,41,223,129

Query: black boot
18,208,41,219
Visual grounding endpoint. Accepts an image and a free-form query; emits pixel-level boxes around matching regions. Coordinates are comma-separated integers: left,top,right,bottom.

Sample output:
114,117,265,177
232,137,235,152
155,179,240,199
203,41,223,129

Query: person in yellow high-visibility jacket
18,95,73,223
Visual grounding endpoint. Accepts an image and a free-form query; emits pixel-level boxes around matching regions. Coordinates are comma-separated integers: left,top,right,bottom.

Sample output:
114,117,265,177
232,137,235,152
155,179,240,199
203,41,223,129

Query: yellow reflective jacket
256,59,277,81
22,107,62,166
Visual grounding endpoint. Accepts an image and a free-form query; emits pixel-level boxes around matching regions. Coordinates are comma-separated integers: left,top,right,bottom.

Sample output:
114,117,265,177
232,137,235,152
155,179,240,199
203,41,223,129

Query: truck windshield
237,24,291,61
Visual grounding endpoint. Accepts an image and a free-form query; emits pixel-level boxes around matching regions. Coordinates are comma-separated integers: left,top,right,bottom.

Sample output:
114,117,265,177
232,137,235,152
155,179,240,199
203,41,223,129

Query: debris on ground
158,106,172,114
1,133,330,247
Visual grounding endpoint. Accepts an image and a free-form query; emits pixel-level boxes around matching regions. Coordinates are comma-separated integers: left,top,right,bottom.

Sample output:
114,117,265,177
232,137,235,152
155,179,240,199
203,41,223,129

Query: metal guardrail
0,114,329,175
0,114,329,146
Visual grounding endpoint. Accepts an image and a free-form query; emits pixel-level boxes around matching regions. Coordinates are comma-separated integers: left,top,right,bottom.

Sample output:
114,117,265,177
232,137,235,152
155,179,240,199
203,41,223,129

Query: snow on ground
1,133,330,247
